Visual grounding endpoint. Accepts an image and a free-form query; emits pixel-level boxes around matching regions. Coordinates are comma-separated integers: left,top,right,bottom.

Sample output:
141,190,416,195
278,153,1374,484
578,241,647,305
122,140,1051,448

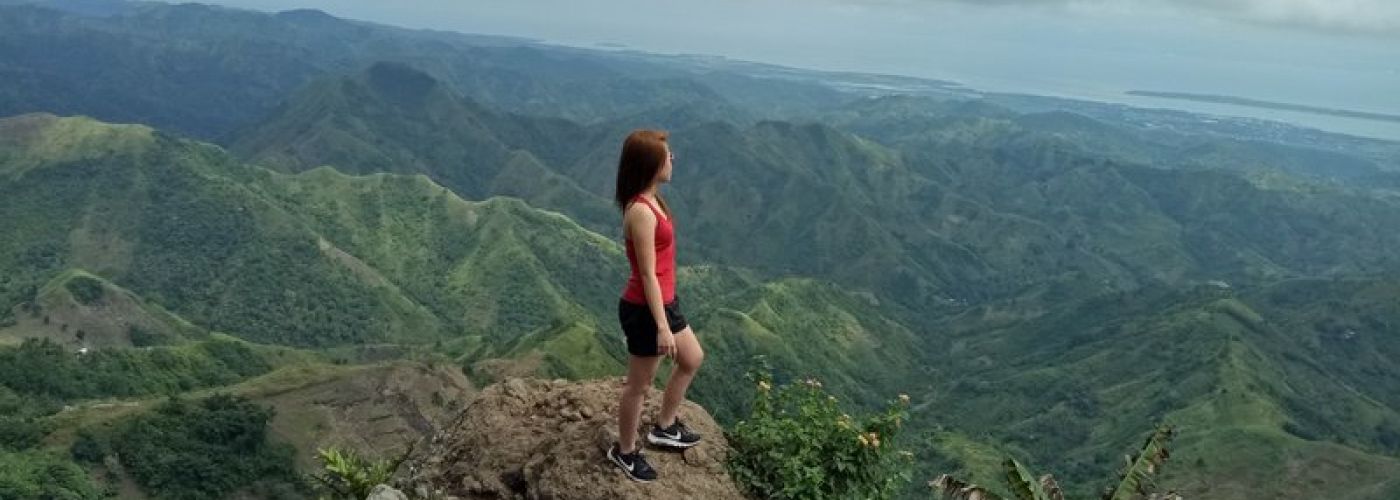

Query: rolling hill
3,1,1400,498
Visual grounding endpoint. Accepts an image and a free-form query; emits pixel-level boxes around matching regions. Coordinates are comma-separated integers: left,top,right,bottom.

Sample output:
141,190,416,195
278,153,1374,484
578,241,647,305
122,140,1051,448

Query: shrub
110,394,301,500
65,276,106,306
310,446,411,500
0,450,102,500
70,429,109,464
728,363,912,499
0,417,49,451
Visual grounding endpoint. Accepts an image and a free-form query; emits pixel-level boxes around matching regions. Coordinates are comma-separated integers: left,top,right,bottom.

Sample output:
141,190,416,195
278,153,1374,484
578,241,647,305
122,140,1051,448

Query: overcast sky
207,0,1400,124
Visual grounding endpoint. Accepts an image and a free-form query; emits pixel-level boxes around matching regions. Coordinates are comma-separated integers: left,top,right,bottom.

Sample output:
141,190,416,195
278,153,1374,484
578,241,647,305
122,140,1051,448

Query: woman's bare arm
625,202,675,357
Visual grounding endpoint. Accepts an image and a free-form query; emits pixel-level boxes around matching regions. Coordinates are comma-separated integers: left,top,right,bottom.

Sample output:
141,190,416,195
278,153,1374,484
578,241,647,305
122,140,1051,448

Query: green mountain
0,110,926,414
683,274,924,422
918,282,1400,498
246,166,930,407
231,62,618,233
4,2,1400,499
231,74,958,304
829,95,1392,184
242,166,623,347
659,118,1400,308
0,2,849,139
0,113,940,499
0,113,645,349
212,61,1400,497
238,67,1400,314
22,100,1400,499
0,113,443,346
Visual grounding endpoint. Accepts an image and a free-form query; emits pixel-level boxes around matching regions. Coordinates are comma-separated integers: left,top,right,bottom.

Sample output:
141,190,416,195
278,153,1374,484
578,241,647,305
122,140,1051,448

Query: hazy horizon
203,0,1400,140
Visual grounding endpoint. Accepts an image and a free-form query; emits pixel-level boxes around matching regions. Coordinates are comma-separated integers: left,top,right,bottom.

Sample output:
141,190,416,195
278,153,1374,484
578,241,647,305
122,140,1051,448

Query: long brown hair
614,129,671,216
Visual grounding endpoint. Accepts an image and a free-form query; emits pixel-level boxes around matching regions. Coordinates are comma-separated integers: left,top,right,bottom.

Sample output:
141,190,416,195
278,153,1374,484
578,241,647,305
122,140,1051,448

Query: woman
606,129,705,483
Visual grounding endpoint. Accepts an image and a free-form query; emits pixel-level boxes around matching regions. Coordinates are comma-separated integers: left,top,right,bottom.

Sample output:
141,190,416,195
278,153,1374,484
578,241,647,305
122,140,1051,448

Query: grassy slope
918,283,1400,498
0,114,445,346
0,269,207,348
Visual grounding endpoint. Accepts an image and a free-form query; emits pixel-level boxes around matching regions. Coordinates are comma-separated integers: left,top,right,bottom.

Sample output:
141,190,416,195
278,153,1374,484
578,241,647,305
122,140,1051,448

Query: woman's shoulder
623,200,657,223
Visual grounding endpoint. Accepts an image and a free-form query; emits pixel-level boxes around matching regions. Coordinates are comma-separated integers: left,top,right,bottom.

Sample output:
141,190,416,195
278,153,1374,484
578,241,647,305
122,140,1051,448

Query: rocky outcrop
367,484,409,500
254,362,475,472
406,377,746,499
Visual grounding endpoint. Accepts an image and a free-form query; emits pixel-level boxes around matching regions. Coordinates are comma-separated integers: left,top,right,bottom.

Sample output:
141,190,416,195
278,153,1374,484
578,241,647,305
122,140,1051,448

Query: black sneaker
607,442,657,482
646,418,702,449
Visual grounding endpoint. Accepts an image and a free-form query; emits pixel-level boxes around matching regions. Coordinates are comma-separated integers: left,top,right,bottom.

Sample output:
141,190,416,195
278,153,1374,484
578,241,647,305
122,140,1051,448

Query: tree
932,425,1178,500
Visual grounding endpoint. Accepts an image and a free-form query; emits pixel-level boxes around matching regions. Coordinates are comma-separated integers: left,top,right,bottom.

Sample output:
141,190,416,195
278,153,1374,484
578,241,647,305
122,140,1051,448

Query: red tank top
622,196,675,304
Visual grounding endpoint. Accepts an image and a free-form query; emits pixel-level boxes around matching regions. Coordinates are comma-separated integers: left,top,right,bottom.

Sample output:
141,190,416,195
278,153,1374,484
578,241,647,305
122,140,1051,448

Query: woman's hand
656,328,676,358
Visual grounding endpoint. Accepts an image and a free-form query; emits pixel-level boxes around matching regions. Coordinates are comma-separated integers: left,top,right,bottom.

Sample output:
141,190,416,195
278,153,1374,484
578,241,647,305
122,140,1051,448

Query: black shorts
618,297,689,357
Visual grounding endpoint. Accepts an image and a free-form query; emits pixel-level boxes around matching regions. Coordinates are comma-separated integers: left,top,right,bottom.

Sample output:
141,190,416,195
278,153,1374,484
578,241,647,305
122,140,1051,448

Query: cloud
1178,0,1400,34
832,0,1400,36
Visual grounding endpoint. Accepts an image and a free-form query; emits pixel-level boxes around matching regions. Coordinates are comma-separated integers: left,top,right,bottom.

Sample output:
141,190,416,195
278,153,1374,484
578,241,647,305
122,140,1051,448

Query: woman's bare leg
618,354,664,453
657,327,704,427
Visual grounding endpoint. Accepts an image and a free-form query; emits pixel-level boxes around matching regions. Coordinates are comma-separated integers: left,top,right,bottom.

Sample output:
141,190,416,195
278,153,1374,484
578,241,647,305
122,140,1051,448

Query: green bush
311,446,411,500
128,325,177,347
110,394,303,500
0,450,103,500
69,429,109,464
727,365,912,499
65,276,106,306
0,416,49,451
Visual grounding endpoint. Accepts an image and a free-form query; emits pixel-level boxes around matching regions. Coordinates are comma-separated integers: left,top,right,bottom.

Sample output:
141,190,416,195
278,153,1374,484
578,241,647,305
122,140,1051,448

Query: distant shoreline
1126,91,1400,124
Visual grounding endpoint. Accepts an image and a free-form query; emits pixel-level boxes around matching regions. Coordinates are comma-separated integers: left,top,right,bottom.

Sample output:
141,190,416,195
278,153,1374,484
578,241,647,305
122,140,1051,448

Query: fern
310,444,413,500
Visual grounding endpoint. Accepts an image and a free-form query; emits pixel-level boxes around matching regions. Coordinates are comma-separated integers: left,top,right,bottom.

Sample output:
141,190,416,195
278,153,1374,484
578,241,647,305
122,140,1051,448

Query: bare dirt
407,377,746,500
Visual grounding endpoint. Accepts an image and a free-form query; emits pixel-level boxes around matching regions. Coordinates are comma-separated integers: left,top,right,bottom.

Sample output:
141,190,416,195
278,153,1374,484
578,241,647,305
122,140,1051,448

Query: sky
207,0,1400,137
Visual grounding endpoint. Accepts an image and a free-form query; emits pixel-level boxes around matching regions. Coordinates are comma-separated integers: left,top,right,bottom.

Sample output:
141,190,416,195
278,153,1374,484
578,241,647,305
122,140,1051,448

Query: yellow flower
857,434,870,447
757,380,771,392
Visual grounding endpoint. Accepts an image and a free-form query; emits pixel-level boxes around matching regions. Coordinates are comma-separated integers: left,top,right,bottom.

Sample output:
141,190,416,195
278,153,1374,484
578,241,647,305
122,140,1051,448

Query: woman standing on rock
607,129,705,483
